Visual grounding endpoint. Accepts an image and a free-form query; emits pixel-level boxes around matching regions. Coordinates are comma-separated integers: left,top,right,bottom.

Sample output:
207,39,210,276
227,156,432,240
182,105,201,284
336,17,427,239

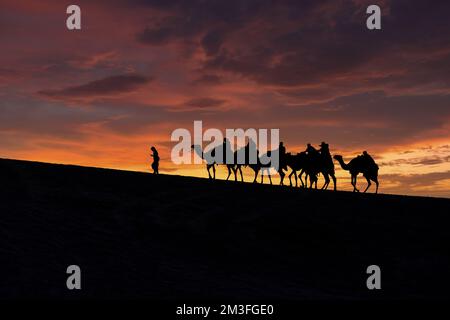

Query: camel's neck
336,157,350,171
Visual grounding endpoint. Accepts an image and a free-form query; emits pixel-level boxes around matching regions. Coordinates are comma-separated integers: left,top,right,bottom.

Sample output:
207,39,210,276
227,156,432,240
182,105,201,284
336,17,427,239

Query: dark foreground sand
0,158,449,300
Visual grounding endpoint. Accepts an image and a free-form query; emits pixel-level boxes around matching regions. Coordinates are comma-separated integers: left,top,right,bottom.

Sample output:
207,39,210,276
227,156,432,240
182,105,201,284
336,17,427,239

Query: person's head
280,141,284,146
307,143,311,147
363,150,368,156
151,146,156,152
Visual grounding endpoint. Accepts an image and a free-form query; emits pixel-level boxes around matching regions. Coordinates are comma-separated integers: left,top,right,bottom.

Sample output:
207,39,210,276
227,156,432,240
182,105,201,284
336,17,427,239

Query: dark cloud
0,67,17,76
0,94,111,139
281,92,450,148
38,74,151,98
192,74,223,85
135,0,269,46
201,29,226,56
183,97,227,109
89,100,207,135
137,25,177,45
134,0,450,91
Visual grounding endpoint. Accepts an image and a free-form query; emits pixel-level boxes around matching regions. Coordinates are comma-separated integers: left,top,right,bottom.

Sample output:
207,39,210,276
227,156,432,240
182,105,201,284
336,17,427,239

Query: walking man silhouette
150,146,159,174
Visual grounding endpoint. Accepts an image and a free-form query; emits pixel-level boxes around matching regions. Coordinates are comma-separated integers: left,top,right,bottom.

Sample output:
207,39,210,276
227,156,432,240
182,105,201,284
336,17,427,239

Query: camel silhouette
292,144,336,190
284,152,308,187
241,143,285,185
191,144,243,181
333,154,379,193
260,148,285,185
301,153,320,189
296,144,321,189
190,141,380,193
317,142,337,191
172,142,382,195
231,146,246,182
191,144,218,179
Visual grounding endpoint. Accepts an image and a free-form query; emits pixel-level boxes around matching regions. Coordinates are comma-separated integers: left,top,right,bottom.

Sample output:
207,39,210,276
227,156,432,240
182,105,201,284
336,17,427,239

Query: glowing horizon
1,0,449,198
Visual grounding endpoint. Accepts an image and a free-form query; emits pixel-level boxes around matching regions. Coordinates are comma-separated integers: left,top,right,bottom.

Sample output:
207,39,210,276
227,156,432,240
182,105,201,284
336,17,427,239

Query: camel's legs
238,166,244,182
331,174,337,191
212,165,216,179
226,166,232,180
363,176,372,193
279,171,284,185
298,169,305,188
232,166,238,181
207,164,212,179
322,174,330,190
309,176,316,189
304,173,310,188
352,175,359,192
288,170,297,187
309,174,316,189
294,171,298,187
261,168,266,184
301,172,306,187
374,177,379,194
253,168,258,183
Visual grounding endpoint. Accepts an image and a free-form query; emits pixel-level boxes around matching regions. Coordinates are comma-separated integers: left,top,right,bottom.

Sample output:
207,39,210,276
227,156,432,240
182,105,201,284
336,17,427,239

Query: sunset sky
1,0,449,197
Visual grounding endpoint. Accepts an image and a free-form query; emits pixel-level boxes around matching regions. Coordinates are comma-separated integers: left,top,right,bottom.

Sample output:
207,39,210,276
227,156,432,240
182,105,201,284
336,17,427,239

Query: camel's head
333,155,343,161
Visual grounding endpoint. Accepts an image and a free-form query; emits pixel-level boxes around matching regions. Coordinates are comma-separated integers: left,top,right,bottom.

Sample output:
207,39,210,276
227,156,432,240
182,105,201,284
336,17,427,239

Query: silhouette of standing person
362,150,376,166
319,142,329,154
150,146,159,174
319,141,332,159
305,143,317,155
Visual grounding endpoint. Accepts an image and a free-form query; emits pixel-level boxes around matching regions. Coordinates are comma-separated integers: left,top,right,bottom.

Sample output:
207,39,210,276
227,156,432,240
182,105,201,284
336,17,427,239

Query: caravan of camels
189,140,380,193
